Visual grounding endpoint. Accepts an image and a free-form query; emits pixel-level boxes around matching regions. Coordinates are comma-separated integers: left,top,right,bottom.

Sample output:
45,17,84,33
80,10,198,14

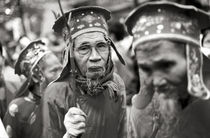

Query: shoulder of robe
8,97,26,117
44,80,74,103
113,73,126,91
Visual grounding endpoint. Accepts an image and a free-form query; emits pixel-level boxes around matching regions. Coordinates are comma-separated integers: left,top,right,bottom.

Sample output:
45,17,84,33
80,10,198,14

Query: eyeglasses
75,42,109,55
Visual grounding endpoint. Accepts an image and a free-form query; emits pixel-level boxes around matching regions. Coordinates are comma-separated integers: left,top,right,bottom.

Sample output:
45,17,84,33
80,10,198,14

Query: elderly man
125,1,210,138
3,40,62,138
42,6,126,138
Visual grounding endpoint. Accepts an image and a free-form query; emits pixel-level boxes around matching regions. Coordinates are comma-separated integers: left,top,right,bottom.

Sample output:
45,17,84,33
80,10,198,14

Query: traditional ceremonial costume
3,40,51,138
42,6,127,138
125,2,210,138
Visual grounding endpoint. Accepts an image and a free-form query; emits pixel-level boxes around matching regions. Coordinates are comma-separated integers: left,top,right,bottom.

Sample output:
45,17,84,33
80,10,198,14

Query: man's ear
31,74,40,83
31,72,44,83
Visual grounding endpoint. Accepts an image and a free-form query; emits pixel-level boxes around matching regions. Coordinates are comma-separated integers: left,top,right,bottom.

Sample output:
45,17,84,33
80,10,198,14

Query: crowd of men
1,1,210,138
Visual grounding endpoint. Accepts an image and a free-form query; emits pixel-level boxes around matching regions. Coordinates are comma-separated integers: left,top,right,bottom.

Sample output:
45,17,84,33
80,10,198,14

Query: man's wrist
63,132,77,138
63,132,71,138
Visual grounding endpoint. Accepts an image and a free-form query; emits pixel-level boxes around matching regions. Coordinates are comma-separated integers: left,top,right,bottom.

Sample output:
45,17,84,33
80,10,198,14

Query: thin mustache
154,85,173,93
88,66,104,72
88,66,103,68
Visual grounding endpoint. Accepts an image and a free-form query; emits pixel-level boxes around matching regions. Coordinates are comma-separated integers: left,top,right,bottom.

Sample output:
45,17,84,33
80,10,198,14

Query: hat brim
53,6,111,34
133,33,200,49
125,1,210,35
14,40,45,76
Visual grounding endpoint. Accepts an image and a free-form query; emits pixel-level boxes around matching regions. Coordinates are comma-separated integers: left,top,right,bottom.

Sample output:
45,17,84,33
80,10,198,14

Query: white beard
157,93,181,122
154,93,182,137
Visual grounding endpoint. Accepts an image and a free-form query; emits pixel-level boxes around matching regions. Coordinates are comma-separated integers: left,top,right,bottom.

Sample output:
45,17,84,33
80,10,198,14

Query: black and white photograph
0,0,210,138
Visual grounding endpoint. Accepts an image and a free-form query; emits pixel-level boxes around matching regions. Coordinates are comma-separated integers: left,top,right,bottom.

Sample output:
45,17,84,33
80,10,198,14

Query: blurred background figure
43,32,65,64
109,20,140,106
108,20,140,136
3,40,62,138
0,41,21,120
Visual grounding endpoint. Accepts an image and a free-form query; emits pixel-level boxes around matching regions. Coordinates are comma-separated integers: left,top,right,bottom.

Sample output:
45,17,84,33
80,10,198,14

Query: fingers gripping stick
63,103,86,138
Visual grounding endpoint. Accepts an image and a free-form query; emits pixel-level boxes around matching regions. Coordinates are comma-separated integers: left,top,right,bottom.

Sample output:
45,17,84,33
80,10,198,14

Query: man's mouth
155,86,172,97
155,86,169,93
88,66,103,72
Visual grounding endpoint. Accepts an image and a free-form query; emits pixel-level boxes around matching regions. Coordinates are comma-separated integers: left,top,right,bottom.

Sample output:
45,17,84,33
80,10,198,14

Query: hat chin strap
186,43,210,100
108,37,125,65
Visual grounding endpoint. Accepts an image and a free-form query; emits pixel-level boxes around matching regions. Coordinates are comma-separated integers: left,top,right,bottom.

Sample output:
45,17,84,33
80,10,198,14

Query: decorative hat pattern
53,6,111,39
125,1,210,49
53,6,125,82
125,1,210,109
15,40,51,77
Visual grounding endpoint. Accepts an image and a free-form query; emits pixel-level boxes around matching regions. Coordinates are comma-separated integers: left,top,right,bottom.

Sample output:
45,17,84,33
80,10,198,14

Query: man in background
3,40,62,138
125,1,210,138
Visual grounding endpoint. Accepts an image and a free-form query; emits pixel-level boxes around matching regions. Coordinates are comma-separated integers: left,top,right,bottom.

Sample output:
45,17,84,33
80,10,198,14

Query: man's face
41,53,62,84
136,40,188,100
136,40,189,130
74,32,109,79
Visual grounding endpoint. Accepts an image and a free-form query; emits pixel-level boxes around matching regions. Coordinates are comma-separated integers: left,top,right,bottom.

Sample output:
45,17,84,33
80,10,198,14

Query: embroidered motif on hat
52,6,111,39
9,104,18,117
95,22,101,26
15,40,51,77
70,27,74,31
125,1,210,109
77,24,85,29
81,14,95,23
69,12,108,39
125,2,210,48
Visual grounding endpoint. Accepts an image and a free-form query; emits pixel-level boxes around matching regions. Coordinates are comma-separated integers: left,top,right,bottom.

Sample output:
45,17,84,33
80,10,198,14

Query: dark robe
0,79,21,119
42,73,127,138
3,96,42,138
129,97,210,138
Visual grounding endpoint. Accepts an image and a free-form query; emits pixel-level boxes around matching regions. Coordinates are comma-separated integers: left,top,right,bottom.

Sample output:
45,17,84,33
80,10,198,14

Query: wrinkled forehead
135,40,186,59
74,31,106,46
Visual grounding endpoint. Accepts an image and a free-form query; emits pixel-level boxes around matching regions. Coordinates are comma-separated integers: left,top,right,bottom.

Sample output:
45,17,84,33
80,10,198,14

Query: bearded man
3,40,62,138
42,6,126,138
125,1,210,138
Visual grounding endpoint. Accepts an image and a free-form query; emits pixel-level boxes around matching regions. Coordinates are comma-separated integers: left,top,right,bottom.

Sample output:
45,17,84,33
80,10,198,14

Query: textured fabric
125,1,210,49
125,2,210,109
128,96,210,138
15,40,51,77
75,59,118,98
3,97,42,138
42,73,127,138
186,44,210,99
52,6,110,38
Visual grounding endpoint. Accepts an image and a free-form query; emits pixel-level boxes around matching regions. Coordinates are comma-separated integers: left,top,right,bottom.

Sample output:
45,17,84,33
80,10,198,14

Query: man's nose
152,75,167,88
89,48,101,61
